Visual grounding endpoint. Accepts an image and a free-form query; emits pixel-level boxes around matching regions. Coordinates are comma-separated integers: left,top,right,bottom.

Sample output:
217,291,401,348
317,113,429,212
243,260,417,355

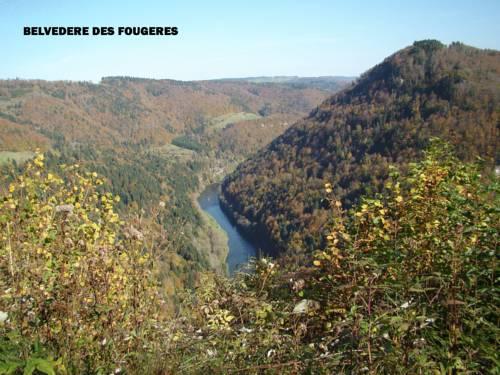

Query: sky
1,0,499,82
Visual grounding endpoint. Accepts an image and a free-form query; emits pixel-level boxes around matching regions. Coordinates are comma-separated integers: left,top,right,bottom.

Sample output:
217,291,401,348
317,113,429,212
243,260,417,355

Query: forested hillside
0,77,342,149
0,76,350,296
221,41,499,256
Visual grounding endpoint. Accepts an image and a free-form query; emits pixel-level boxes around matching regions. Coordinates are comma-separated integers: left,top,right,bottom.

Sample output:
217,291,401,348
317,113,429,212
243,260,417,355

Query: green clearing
207,112,261,132
147,143,195,161
0,151,35,165
191,193,229,274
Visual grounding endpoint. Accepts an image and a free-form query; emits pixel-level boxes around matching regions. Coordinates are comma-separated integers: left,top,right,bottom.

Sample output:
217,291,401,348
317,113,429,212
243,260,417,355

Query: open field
207,112,261,132
146,143,195,161
0,151,35,165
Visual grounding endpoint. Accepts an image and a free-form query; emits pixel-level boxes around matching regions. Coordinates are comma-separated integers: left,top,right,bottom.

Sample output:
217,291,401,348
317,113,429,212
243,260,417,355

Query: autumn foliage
221,41,499,256
0,154,168,373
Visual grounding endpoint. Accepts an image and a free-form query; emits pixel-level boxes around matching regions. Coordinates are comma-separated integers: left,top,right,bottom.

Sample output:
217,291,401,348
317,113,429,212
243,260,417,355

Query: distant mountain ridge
214,76,355,92
221,40,500,257
0,76,348,151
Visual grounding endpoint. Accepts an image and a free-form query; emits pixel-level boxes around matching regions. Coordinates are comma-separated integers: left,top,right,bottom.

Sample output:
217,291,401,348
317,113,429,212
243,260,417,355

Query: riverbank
187,157,236,275
198,184,257,275
189,156,261,275
190,188,229,275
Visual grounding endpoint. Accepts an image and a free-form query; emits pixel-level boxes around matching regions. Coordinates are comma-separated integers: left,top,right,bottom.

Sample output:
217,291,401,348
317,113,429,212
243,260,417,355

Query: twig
7,223,14,277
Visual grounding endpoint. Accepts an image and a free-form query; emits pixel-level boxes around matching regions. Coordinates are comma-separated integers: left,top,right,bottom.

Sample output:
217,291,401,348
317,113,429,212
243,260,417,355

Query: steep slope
221,41,500,256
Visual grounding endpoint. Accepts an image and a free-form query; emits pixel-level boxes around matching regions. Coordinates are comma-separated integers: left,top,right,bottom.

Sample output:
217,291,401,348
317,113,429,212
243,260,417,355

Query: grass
0,151,35,165
146,143,195,161
190,189,229,275
192,208,229,274
207,112,261,132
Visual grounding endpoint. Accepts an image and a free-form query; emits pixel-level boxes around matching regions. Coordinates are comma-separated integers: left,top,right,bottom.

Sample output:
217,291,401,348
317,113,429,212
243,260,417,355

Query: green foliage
171,135,205,153
170,142,499,373
0,152,35,166
0,332,62,375
43,146,207,269
412,39,445,53
0,154,169,373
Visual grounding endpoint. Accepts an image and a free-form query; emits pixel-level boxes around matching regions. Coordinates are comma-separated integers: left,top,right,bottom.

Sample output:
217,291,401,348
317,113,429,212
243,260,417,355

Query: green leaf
0,360,23,375
24,358,55,375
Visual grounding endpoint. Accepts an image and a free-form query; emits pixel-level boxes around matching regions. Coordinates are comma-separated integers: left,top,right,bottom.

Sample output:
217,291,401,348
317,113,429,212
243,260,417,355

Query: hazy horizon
0,74,357,84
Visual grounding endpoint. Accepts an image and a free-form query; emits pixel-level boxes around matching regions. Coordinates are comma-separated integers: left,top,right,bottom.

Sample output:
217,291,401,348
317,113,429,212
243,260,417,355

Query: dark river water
198,184,257,274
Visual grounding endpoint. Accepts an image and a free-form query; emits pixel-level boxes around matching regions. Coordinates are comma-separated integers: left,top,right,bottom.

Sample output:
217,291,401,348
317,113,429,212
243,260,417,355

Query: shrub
312,139,499,372
171,136,205,152
0,154,168,373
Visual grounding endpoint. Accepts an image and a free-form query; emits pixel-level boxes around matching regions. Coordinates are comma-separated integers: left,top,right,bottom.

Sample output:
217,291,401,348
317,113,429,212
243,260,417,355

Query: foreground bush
0,142,497,374
0,154,168,373
311,140,499,373
169,141,498,374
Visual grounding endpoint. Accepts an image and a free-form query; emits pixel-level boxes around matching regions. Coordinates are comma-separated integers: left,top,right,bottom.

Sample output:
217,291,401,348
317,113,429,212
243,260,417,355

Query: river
198,184,257,275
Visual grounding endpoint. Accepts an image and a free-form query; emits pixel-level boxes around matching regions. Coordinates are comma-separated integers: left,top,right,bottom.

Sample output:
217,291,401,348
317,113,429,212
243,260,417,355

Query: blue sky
1,0,499,82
